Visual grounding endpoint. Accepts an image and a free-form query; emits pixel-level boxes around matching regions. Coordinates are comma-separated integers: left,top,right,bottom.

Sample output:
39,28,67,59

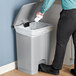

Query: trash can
13,2,55,75
14,22,54,75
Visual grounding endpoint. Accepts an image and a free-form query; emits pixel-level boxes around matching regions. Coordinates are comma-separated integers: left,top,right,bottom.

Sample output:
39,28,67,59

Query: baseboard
0,62,16,75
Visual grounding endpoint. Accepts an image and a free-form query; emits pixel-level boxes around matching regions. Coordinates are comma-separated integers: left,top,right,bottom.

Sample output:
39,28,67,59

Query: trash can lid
13,2,42,28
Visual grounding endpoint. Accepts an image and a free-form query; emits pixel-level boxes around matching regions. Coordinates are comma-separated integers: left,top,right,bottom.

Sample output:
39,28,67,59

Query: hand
36,11,44,17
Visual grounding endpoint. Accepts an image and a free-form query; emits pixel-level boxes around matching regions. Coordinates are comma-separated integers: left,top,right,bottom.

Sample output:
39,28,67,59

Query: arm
40,0,55,14
35,0,55,21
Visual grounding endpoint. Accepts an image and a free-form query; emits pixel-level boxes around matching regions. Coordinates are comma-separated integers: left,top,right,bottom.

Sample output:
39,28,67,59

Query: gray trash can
13,2,55,75
14,22,54,75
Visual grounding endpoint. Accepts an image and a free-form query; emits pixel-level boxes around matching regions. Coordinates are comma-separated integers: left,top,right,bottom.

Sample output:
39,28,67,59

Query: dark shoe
70,69,76,75
38,63,51,71
38,63,59,75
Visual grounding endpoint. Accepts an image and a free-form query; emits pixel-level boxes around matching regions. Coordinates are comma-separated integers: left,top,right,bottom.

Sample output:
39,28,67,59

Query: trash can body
15,22,54,74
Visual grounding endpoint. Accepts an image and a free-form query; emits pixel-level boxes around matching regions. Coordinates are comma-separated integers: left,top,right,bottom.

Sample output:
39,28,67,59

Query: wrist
40,11,44,16
40,10,45,15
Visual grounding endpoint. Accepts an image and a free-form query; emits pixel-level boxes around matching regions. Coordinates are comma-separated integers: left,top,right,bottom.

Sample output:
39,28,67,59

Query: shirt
40,0,76,13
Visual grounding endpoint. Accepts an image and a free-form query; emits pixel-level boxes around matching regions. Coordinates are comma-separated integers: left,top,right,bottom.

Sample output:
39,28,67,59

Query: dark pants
52,9,76,70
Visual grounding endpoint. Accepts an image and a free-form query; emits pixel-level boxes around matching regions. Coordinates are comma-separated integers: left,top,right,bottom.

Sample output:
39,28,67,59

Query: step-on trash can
13,2,55,75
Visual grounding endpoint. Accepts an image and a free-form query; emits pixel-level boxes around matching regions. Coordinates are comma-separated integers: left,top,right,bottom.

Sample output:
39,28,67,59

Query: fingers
36,11,44,17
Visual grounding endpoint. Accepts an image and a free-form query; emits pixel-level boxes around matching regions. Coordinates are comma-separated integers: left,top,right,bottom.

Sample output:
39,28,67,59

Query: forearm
40,0,55,14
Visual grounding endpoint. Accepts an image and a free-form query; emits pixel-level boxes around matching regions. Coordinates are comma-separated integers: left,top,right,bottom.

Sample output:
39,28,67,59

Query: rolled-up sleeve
40,0,55,14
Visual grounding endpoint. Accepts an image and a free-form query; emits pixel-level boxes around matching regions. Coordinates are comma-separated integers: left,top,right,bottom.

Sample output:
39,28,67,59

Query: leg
52,11,75,70
39,10,76,75
70,30,76,75
72,30,76,69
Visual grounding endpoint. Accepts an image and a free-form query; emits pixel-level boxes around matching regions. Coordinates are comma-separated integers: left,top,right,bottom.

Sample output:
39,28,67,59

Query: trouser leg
52,10,76,70
72,30,76,69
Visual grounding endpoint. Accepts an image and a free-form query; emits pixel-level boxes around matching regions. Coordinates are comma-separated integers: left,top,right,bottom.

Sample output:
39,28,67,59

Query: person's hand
35,11,44,22
36,11,44,17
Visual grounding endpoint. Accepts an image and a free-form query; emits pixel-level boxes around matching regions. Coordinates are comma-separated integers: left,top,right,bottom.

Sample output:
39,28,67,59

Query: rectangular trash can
14,22,54,75
13,2,55,75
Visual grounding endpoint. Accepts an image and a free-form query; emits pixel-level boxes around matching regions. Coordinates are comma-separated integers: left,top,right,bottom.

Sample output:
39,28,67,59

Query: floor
1,65,74,76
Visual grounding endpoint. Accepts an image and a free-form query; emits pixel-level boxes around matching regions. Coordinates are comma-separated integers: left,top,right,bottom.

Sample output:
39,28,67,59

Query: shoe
70,69,76,75
38,63,59,75
38,63,51,71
